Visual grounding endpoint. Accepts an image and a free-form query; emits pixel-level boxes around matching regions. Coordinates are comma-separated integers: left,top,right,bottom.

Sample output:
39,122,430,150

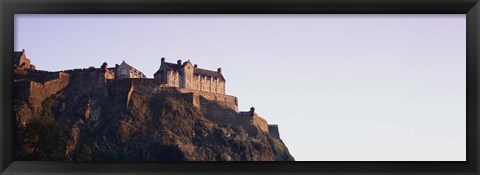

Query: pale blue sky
15,14,466,161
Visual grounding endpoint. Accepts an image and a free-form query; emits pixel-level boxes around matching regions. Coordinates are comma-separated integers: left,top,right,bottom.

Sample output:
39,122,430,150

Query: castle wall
174,87,237,112
64,68,114,97
129,78,160,93
28,72,70,103
238,112,269,134
253,114,269,133
26,69,55,83
131,83,237,112
268,125,280,139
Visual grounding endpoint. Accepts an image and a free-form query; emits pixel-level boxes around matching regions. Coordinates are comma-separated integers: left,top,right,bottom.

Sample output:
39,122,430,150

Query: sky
15,14,466,161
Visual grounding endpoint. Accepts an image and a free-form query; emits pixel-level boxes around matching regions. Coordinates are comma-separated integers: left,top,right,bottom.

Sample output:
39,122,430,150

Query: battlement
14,72,70,104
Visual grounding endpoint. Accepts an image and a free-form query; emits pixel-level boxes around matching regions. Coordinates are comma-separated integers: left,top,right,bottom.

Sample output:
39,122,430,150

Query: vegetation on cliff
14,81,294,161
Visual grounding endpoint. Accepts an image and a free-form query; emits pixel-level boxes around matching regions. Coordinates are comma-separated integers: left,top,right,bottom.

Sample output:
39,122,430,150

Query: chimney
177,59,182,65
115,64,120,68
217,68,222,74
250,107,255,115
161,57,165,64
194,64,198,68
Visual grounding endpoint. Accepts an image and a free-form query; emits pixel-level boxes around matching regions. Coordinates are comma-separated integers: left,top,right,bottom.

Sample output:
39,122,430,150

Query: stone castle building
14,49,35,70
114,61,146,79
154,58,225,94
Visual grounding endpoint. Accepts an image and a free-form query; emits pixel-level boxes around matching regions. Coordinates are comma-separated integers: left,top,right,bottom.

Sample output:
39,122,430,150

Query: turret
217,68,222,74
101,62,108,71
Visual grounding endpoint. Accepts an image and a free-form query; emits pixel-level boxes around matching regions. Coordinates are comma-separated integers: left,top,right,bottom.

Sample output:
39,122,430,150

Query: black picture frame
1,0,479,174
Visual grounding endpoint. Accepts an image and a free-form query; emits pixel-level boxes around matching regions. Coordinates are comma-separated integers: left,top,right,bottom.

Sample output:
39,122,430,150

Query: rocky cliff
14,77,294,161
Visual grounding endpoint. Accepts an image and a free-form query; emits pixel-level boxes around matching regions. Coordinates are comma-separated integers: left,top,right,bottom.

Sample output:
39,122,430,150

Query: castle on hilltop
13,50,281,139
154,58,226,94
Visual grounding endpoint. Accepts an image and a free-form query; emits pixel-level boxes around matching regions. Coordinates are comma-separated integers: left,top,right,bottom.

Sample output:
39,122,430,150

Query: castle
13,50,281,139
154,58,225,94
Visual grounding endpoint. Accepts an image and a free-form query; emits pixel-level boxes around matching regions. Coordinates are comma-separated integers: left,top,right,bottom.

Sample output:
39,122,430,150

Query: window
121,69,126,75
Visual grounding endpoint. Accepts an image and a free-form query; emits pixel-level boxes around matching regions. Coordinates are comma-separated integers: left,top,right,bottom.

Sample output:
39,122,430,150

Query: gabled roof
154,62,181,76
183,60,193,66
154,60,225,81
194,68,225,81
118,61,146,77
14,51,24,63
120,60,134,69
164,62,182,71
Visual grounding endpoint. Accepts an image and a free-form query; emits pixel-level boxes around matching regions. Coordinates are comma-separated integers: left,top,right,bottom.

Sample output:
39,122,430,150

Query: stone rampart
253,114,269,133
67,69,114,97
238,112,269,134
109,78,238,112
268,124,280,139
28,72,70,103
174,87,238,112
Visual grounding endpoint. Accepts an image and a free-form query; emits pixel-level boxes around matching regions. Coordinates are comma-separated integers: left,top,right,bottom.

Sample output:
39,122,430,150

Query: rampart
26,72,70,103
238,110,269,134
64,68,115,97
175,87,238,112
268,124,280,139
124,78,238,112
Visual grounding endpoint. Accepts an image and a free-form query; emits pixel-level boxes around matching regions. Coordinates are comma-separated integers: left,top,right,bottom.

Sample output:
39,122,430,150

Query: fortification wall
28,72,70,103
200,96,240,126
253,114,269,133
268,125,280,139
114,79,238,112
238,112,269,134
129,78,160,93
25,69,51,83
174,87,238,112
66,69,113,97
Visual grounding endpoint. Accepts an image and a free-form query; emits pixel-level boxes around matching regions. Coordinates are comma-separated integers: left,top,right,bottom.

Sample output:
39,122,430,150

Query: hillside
14,77,295,161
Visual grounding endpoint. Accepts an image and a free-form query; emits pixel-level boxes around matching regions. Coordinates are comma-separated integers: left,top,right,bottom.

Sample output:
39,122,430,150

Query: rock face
14,76,295,161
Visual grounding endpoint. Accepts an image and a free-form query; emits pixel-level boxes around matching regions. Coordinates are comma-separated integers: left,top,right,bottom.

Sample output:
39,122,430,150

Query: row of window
194,84,223,93
120,68,144,78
